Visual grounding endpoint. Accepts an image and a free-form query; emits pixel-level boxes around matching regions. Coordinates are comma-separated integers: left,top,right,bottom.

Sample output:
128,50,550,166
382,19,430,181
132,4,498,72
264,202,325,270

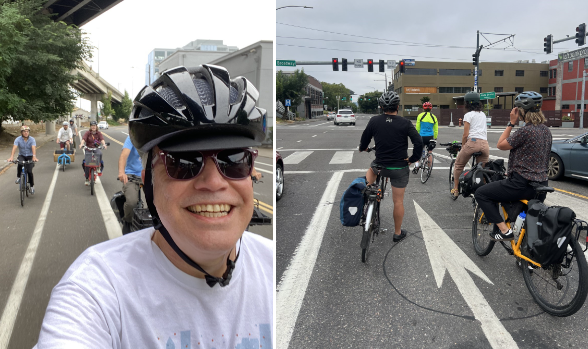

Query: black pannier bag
526,199,576,266
132,208,154,231
484,159,506,182
459,164,487,197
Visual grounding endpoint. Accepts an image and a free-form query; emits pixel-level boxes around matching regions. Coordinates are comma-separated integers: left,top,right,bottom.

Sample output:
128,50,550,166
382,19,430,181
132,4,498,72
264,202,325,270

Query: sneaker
393,229,408,242
85,179,90,186
489,226,514,241
30,186,34,195
15,178,20,184
97,168,101,174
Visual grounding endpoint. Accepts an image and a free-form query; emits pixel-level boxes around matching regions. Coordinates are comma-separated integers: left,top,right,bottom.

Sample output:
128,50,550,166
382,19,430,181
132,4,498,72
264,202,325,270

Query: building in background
145,40,238,85
544,52,588,112
279,72,324,119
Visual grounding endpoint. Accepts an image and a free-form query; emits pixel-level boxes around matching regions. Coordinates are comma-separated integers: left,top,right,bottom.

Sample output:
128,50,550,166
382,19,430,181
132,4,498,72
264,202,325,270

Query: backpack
459,164,487,197
526,199,576,266
483,159,506,182
340,177,367,226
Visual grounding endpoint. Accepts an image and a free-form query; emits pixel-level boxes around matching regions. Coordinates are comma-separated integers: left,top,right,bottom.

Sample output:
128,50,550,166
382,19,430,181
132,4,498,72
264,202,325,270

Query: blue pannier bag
340,177,367,226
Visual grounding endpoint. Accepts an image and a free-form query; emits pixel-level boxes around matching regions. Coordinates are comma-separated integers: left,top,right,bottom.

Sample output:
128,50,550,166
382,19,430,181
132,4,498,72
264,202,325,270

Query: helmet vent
192,78,214,106
229,84,239,104
158,86,185,110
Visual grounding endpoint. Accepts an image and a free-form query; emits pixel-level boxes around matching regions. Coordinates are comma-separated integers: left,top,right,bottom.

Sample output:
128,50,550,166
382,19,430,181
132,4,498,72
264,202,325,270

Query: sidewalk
277,115,328,126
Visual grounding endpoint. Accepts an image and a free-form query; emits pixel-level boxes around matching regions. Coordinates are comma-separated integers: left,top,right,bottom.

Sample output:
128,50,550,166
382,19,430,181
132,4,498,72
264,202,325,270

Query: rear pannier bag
340,177,367,227
526,199,576,266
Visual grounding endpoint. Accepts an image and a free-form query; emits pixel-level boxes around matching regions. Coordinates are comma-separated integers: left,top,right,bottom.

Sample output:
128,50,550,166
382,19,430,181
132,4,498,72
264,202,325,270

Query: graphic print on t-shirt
160,323,272,349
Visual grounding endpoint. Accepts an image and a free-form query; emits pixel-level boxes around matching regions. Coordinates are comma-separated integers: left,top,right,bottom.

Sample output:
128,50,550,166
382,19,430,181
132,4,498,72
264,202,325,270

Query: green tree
420,96,430,105
112,90,133,122
358,91,381,113
321,82,351,111
0,0,92,131
276,69,308,109
101,90,114,119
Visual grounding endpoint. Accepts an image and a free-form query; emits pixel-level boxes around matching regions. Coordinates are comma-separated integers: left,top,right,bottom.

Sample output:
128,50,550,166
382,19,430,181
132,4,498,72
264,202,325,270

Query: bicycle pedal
379,228,388,234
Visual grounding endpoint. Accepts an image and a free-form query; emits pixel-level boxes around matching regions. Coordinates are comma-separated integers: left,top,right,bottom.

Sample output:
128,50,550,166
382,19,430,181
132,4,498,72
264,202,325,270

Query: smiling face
151,147,254,258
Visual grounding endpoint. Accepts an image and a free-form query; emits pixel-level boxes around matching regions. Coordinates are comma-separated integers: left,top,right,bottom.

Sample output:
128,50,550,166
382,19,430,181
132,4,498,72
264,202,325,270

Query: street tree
101,91,114,120
420,96,430,105
276,69,308,110
112,90,133,122
358,91,381,113
0,0,92,132
321,82,351,111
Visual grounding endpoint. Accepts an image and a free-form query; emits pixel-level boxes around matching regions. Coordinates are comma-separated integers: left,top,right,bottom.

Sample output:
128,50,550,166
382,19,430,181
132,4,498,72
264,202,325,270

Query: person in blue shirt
117,136,144,234
414,102,438,172
7,125,38,194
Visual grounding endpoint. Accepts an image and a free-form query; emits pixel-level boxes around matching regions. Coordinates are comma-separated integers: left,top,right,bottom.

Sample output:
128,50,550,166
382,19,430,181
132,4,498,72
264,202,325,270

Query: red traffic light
368,60,373,64
334,58,338,63
400,61,405,66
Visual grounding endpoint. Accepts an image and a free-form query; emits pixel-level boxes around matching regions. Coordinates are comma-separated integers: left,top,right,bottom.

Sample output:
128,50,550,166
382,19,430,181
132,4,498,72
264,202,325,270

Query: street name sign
403,59,416,66
276,60,296,67
480,92,496,100
354,59,363,68
285,99,291,106
387,60,396,68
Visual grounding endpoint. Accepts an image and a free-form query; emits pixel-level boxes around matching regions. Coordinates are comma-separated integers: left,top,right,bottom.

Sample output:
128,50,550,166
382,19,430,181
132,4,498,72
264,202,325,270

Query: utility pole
581,71,587,129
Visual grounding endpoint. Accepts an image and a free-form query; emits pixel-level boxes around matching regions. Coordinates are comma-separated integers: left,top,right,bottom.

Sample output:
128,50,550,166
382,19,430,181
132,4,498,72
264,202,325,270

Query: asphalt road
0,125,273,349
276,114,588,349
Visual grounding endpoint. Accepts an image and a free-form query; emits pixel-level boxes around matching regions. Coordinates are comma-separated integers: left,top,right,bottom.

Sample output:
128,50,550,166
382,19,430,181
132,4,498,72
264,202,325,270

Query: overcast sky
277,0,587,99
78,0,274,111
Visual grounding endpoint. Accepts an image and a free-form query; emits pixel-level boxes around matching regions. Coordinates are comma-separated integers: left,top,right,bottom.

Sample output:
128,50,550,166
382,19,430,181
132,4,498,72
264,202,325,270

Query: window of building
515,87,524,93
577,104,587,110
585,59,588,69
439,87,474,93
440,105,450,109
154,51,165,61
439,69,471,76
540,87,548,93
550,70,553,79
554,70,557,79
516,70,524,77
540,71,548,77
568,61,573,72
562,104,570,109
494,87,503,93
477,87,482,93
495,70,504,76
478,70,482,76
405,68,437,75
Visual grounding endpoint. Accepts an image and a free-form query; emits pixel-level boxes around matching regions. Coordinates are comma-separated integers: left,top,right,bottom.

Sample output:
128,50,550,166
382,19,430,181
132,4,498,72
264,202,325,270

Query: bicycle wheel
449,159,458,200
421,153,433,184
522,237,588,316
90,169,95,196
62,159,65,172
20,173,25,207
361,201,375,263
472,203,495,256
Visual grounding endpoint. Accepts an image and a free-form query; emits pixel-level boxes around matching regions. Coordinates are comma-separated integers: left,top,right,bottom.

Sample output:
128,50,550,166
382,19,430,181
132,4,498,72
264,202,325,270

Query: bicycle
471,168,588,316
83,143,109,196
440,141,483,200
359,146,390,263
412,139,437,184
10,159,34,207
111,174,148,234
57,148,73,172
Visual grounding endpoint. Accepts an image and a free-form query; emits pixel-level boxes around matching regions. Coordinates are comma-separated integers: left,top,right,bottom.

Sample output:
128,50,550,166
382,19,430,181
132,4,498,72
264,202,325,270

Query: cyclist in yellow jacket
414,102,438,172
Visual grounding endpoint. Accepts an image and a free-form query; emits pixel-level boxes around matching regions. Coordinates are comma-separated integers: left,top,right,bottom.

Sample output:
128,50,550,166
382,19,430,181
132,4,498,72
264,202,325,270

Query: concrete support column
45,120,56,135
86,94,101,122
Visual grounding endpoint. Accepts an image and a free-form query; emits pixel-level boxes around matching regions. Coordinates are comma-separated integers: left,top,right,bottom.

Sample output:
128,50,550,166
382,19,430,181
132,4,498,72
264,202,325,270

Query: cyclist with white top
56,121,73,152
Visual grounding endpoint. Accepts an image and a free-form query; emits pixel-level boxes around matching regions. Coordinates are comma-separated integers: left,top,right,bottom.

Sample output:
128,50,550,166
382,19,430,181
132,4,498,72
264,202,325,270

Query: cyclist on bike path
475,92,551,241
451,91,489,198
359,91,423,242
69,119,79,147
7,125,38,194
35,65,273,347
117,135,144,234
56,121,73,152
414,101,438,171
80,120,107,185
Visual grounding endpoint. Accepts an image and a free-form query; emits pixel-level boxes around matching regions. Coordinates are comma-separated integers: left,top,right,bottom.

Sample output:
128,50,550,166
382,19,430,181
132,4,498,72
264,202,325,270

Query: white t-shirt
34,229,273,349
57,127,73,142
463,111,487,141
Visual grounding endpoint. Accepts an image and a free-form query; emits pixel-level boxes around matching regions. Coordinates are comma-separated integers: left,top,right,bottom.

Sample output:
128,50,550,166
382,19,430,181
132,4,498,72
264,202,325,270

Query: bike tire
421,153,433,183
90,169,95,196
522,237,588,317
449,160,458,200
20,173,25,207
361,202,375,263
472,202,495,256
62,160,65,172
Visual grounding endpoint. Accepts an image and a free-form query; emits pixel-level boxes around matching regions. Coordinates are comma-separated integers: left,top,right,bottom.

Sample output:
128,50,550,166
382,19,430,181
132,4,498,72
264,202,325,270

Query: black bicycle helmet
129,64,266,153
514,91,542,111
464,91,481,105
90,121,97,126
378,91,400,108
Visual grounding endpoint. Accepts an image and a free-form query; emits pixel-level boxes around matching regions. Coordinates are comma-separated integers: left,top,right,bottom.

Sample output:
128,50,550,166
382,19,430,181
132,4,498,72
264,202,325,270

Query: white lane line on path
286,168,454,174
297,140,302,143
121,131,129,135
256,161,272,167
256,168,273,175
0,164,60,349
329,151,354,164
312,135,317,137
279,148,357,151
277,171,343,349
95,176,122,240
414,201,518,349
283,151,313,165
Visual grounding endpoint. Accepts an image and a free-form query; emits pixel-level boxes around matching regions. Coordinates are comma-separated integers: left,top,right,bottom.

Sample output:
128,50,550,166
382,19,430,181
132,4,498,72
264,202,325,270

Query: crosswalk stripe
329,151,354,164
283,151,313,164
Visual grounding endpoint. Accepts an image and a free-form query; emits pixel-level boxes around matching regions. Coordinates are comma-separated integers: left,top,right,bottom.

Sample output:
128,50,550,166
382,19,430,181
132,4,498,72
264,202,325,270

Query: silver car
548,132,588,181
326,112,335,121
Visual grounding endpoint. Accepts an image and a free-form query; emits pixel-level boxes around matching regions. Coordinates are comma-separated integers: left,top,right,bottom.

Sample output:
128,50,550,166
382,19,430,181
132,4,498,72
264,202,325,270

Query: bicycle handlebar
8,160,34,164
440,142,462,146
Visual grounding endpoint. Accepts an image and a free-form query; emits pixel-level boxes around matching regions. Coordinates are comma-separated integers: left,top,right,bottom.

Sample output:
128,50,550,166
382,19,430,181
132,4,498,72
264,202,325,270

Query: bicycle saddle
472,151,483,157
533,186,554,193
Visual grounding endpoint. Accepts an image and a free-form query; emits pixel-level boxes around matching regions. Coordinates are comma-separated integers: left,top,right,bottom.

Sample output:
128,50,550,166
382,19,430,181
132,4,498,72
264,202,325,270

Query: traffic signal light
350,96,353,102
379,60,385,72
576,23,586,46
342,58,347,71
472,45,482,66
367,59,373,72
544,35,553,54
332,58,338,71
399,60,405,73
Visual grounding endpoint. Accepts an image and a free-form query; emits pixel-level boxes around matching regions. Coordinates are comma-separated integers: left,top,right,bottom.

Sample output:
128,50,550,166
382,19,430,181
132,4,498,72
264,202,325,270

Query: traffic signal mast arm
544,24,587,52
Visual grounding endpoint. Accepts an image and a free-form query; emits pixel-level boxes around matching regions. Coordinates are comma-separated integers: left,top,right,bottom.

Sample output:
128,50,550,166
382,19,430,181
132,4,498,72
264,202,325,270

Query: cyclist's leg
366,161,379,185
453,143,474,192
477,139,490,166
386,167,410,236
25,157,34,187
122,180,139,223
16,155,24,181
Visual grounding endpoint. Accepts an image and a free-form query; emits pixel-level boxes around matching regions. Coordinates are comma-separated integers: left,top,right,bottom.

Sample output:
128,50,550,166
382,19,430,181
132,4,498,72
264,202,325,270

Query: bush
562,115,572,121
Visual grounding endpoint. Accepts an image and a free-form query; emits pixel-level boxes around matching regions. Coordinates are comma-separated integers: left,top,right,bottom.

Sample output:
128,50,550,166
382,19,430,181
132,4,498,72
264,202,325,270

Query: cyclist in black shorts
359,91,422,242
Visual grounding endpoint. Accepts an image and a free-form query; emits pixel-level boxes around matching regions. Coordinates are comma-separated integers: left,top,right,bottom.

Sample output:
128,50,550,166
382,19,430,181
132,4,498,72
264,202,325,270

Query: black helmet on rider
514,91,542,111
90,121,97,126
378,91,400,113
464,91,481,111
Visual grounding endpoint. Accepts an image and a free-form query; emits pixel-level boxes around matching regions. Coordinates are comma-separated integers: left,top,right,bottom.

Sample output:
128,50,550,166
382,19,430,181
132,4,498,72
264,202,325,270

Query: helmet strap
143,150,240,287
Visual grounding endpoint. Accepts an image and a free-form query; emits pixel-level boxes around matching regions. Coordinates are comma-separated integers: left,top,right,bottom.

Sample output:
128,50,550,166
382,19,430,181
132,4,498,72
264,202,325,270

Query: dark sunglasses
156,148,258,181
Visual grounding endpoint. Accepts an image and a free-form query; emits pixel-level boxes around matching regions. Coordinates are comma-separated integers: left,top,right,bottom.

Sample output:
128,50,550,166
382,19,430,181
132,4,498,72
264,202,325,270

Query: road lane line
101,132,124,146
329,151,354,164
277,171,343,349
95,176,123,240
256,168,273,175
0,164,60,349
283,151,313,164
256,160,272,167
552,188,588,201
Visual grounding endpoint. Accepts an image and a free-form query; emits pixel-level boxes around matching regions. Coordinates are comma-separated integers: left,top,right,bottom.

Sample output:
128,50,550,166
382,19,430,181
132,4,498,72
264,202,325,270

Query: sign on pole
341,97,346,101
276,60,296,67
285,99,291,106
387,60,396,68
480,92,496,100
403,59,416,66
354,59,363,68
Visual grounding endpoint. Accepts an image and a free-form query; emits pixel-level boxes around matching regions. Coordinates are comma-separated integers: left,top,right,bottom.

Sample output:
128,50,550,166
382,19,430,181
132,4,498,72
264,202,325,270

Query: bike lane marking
95,176,123,240
276,171,343,349
0,164,60,349
414,201,518,349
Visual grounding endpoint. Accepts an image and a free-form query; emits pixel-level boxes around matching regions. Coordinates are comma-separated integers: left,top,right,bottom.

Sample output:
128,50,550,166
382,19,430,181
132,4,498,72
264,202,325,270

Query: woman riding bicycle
475,91,552,241
80,120,107,186
451,91,490,198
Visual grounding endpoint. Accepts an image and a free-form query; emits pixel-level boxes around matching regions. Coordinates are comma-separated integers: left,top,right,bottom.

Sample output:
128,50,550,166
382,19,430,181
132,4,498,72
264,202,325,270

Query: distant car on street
335,109,355,126
327,112,335,121
98,121,109,129
548,131,588,181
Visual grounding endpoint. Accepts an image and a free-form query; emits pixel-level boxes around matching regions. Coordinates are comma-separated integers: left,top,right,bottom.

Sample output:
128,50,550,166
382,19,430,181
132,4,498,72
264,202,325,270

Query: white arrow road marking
414,201,518,349
277,171,344,349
